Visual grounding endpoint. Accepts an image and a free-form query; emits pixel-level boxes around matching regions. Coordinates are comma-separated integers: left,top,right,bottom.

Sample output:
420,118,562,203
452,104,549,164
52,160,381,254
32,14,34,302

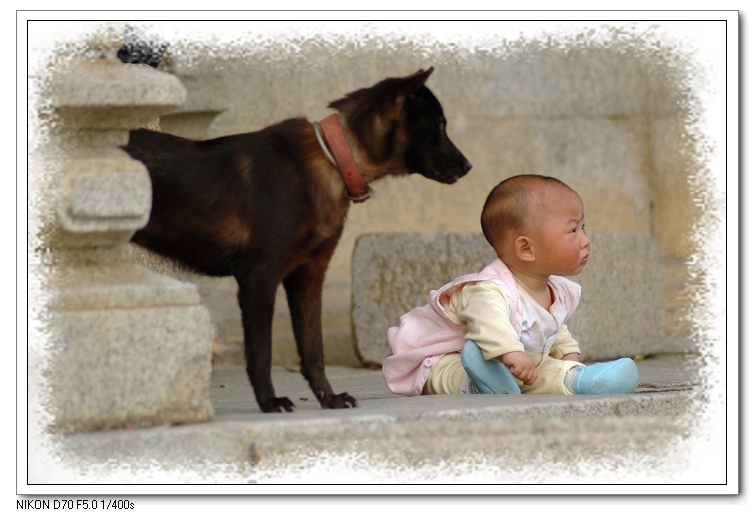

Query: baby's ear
515,236,535,262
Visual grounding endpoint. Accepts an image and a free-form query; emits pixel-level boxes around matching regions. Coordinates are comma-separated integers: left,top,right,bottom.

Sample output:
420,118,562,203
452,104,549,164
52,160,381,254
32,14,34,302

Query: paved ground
209,352,700,417
46,352,720,485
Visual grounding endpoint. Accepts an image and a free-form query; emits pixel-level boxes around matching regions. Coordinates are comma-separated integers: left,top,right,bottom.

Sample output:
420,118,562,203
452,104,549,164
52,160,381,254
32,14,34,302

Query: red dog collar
315,114,372,203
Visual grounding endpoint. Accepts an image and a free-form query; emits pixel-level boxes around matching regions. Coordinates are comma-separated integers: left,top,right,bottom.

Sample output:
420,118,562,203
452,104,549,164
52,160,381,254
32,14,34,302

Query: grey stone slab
566,232,667,360
58,152,152,234
46,301,214,433
209,355,701,417
51,63,186,130
447,232,497,278
52,63,186,111
459,43,678,119
59,398,698,479
51,356,704,483
352,232,667,366
33,350,712,484
40,250,215,434
50,263,202,312
351,233,450,365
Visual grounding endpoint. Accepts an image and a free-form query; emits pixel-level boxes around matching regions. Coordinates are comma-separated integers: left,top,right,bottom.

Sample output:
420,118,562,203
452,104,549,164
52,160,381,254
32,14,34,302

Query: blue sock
571,358,639,395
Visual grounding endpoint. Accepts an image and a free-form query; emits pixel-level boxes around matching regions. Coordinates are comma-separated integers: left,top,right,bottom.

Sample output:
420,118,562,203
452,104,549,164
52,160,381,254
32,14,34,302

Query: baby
382,174,639,396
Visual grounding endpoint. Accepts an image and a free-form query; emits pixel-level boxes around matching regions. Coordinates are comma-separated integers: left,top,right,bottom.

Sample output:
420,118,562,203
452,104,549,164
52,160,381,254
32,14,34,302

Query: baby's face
529,188,590,277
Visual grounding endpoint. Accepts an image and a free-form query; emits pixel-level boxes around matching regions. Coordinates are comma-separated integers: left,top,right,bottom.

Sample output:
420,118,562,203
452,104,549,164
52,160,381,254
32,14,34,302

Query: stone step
54,354,707,483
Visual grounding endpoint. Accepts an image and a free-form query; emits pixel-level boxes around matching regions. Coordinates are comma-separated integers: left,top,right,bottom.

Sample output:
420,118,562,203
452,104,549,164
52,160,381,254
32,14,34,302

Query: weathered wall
142,24,707,366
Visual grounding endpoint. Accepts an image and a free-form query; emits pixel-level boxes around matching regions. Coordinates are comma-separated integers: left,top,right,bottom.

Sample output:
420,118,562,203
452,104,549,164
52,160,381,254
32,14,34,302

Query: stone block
52,63,186,130
447,232,497,278
48,303,214,433
157,71,228,140
650,115,702,260
44,254,215,433
351,233,448,365
565,232,666,361
352,232,667,366
58,149,152,234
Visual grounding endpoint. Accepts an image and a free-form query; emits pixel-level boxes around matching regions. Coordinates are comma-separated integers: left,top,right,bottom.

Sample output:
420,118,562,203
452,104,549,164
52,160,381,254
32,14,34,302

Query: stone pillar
155,55,229,140
34,25,214,433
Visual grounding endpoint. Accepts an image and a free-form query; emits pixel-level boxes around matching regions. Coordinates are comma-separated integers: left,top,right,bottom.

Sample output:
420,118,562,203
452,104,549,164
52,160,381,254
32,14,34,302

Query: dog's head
328,68,472,184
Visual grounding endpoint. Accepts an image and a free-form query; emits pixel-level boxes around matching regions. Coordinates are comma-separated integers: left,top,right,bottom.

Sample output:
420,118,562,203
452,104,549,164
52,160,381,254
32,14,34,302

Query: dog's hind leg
236,272,296,413
283,256,358,409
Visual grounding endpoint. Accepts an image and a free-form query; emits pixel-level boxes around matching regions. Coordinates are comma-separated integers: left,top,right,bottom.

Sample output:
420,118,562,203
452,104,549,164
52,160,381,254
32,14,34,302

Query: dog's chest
304,193,349,247
305,162,350,239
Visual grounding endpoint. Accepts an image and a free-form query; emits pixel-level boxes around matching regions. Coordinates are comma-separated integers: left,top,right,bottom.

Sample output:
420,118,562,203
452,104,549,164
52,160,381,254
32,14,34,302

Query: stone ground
41,349,725,485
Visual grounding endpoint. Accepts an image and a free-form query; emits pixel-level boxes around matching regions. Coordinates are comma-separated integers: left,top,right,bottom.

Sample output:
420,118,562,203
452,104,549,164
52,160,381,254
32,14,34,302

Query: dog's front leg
283,258,358,409
236,273,296,413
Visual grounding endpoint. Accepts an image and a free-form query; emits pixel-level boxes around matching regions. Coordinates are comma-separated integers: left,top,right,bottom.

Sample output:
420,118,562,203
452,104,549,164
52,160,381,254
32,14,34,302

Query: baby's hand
502,351,537,386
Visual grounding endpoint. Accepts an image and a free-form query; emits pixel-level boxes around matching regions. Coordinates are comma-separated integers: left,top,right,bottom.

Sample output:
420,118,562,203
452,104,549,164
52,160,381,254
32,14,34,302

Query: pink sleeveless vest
381,258,580,396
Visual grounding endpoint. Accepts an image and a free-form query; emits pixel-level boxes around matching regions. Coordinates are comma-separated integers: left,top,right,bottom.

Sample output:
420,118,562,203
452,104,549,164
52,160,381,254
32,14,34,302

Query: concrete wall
147,25,706,366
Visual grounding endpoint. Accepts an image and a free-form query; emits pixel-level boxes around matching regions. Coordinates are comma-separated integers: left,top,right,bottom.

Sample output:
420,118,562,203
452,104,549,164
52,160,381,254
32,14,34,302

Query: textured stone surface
42,25,701,370
51,63,186,129
351,233,449,365
57,149,152,234
157,68,228,140
47,301,214,433
42,248,215,433
565,232,666,361
51,260,201,312
47,355,706,484
151,32,702,370
352,232,666,366
35,41,215,434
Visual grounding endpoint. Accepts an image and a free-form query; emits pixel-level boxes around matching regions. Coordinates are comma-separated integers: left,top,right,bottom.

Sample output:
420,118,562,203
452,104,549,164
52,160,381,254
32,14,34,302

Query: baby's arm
450,282,537,384
451,282,525,356
550,324,581,361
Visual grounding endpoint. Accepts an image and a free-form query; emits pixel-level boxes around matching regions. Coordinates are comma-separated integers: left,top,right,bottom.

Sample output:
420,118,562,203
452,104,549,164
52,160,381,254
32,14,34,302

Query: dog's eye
439,119,447,132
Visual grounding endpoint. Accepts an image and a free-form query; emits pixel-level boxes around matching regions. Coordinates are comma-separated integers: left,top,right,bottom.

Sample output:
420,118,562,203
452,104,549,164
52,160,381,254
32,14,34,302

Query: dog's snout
463,158,473,172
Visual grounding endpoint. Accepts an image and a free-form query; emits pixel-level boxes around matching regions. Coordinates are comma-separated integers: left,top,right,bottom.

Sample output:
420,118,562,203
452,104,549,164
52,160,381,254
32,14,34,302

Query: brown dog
123,68,472,412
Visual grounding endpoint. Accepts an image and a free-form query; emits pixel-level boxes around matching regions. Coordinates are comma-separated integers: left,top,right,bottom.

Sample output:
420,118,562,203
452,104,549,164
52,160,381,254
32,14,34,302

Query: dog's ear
327,67,435,113
400,67,434,96
326,67,436,162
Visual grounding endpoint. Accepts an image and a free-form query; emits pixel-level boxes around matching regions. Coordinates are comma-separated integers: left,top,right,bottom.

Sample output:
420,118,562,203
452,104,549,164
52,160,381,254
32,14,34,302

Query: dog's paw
320,392,359,409
260,397,297,413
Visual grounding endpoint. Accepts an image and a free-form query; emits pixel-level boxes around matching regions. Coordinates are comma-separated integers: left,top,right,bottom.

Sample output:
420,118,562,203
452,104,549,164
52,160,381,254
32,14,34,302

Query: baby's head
481,174,590,277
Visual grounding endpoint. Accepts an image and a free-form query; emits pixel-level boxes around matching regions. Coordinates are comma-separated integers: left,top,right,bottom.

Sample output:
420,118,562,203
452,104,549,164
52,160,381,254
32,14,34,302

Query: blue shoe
460,340,520,395
572,358,639,395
